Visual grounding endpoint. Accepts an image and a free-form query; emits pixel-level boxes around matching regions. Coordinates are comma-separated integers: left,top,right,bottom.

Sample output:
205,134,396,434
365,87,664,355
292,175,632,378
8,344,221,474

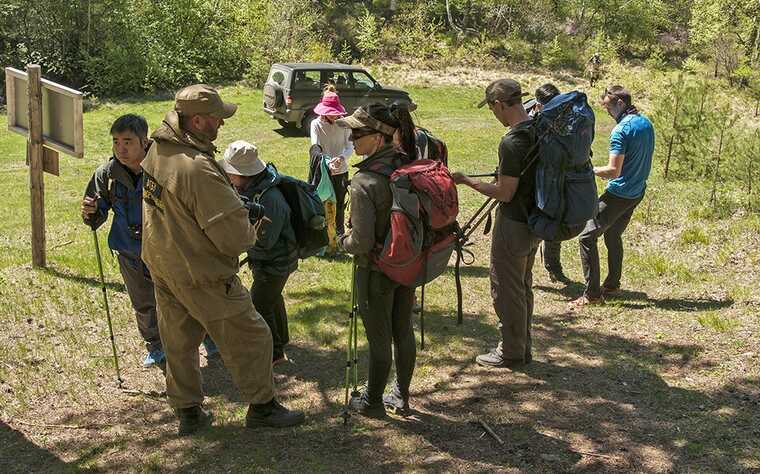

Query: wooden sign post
5,65,84,268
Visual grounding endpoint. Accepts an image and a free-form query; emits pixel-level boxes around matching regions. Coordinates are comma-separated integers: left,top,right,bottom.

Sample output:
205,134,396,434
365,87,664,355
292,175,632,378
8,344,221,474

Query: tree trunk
710,125,726,209
664,85,682,180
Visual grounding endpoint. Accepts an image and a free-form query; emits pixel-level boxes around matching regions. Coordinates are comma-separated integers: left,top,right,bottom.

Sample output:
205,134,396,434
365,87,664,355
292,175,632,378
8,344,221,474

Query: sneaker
176,406,213,436
349,391,387,419
382,384,410,415
202,336,220,359
143,349,165,368
246,399,305,428
475,348,527,369
568,295,604,310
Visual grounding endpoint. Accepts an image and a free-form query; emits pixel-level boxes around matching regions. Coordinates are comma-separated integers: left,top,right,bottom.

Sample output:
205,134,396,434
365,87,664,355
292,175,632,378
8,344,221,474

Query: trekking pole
91,224,123,388
419,284,425,350
465,172,498,178
351,260,360,397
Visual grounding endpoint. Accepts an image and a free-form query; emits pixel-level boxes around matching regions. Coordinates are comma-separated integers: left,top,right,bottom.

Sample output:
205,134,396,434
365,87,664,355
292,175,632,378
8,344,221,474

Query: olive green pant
153,275,275,409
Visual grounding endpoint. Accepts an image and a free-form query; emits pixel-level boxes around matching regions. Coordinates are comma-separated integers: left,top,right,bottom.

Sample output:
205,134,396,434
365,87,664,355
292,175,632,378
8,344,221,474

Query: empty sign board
5,67,84,158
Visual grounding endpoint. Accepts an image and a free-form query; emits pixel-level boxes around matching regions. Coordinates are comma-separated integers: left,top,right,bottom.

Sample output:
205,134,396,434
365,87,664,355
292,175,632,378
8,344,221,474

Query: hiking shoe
273,352,288,367
202,336,220,359
568,295,604,310
176,406,213,436
382,384,410,415
349,391,387,419
246,399,305,428
601,285,621,297
143,348,165,368
475,348,527,369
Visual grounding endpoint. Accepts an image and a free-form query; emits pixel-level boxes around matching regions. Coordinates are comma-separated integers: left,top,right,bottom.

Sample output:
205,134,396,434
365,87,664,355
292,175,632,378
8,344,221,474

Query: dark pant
578,191,644,299
251,268,291,359
542,240,563,274
490,209,540,361
330,172,349,235
117,254,161,352
356,266,416,403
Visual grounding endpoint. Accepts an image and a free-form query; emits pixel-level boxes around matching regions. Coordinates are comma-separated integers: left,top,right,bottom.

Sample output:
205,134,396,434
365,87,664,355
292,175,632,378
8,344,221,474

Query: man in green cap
141,84,304,435
452,78,540,369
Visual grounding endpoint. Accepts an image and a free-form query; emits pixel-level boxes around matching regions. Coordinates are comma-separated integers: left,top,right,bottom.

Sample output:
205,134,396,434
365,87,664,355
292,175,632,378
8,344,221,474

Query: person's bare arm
594,153,625,180
452,173,519,203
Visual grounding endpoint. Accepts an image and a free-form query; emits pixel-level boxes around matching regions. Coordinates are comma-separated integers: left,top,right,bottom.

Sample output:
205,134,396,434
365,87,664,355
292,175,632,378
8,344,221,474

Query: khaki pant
490,207,540,361
154,275,275,409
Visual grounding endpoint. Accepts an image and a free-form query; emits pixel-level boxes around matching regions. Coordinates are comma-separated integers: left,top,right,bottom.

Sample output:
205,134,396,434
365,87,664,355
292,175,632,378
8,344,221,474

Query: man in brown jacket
141,84,304,435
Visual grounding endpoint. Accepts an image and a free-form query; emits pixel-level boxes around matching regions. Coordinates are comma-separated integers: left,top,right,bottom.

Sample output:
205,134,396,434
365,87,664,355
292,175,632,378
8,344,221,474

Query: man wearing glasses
452,79,540,369
569,85,655,308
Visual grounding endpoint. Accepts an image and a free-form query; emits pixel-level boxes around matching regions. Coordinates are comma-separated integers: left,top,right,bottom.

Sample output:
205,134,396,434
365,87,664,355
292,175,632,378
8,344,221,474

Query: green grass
1,80,759,473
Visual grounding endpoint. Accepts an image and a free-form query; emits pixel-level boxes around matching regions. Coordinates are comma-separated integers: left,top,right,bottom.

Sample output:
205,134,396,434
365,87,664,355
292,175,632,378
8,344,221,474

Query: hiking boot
382,384,410,415
601,285,621,297
143,348,165,368
202,336,220,359
272,352,288,367
176,406,213,436
349,391,387,419
475,348,527,369
246,399,305,428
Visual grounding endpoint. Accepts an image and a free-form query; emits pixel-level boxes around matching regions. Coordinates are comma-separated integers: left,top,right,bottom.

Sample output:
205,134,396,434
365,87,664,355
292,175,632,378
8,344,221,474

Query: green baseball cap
174,84,238,119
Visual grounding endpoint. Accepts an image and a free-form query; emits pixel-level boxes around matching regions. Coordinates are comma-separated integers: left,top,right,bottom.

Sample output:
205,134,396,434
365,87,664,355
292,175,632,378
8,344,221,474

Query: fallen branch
51,240,74,250
478,420,505,446
11,419,106,430
571,449,618,460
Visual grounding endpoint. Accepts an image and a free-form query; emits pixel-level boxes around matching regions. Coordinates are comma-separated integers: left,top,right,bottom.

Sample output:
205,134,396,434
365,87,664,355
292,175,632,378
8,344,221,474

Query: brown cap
174,84,238,119
477,79,528,108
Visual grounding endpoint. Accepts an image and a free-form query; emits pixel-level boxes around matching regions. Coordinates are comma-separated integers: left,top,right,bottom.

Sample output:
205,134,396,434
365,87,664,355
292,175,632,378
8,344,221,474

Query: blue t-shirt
606,113,655,199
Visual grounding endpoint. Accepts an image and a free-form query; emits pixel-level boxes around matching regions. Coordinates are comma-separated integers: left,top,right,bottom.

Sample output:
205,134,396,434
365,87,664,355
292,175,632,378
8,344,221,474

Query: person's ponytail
390,102,417,161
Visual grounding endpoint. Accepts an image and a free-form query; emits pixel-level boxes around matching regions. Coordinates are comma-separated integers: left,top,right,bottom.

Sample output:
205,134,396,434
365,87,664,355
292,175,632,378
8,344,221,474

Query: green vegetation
2,0,760,97
0,78,758,471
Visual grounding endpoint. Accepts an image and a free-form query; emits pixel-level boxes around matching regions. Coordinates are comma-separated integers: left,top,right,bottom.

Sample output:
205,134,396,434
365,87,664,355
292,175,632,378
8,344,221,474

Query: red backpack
369,159,459,287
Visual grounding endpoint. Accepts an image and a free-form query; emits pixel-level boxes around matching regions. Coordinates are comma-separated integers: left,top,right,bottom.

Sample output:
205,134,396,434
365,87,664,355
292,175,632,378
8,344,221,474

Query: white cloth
310,117,353,175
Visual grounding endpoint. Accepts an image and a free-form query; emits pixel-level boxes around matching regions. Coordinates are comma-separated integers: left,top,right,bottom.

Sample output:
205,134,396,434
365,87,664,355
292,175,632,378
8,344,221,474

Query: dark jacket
84,157,144,260
339,145,403,269
241,164,298,276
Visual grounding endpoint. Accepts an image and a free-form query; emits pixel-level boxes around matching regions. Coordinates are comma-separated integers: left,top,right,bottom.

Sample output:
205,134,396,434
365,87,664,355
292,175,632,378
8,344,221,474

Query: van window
349,72,376,90
293,70,321,90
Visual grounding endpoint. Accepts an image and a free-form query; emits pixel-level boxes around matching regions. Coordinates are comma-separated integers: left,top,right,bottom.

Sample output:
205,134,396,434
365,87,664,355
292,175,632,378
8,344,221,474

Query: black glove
240,195,266,222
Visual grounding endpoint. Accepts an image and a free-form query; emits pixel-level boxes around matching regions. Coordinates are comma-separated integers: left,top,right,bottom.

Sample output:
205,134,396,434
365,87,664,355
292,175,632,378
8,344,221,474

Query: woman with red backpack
336,103,420,417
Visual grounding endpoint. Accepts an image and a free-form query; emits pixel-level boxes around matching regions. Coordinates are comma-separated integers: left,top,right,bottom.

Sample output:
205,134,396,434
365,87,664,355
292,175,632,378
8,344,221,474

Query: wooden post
27,64,45,268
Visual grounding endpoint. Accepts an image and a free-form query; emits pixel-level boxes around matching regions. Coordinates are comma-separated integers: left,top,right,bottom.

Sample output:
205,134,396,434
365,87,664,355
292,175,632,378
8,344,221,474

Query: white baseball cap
219,140,265,176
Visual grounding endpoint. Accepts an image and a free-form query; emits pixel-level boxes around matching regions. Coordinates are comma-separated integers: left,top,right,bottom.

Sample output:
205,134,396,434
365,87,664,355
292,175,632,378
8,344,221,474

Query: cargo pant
330,172,349,236
153,274,275,409
490,207,540,361
578,191,644,299
116,254,161,353
251,268,291,361
356,265,416,403
542,240,563,275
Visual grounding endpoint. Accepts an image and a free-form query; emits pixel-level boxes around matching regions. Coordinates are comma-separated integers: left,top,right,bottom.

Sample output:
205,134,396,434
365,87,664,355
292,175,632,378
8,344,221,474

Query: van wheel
301,111,318,136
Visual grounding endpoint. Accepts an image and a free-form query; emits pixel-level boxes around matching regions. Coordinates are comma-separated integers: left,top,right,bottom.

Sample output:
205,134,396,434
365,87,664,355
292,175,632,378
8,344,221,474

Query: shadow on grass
535,284,734,312
40,266,126,293
0,421,72,473
8,282,758,472
273,127,306,138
